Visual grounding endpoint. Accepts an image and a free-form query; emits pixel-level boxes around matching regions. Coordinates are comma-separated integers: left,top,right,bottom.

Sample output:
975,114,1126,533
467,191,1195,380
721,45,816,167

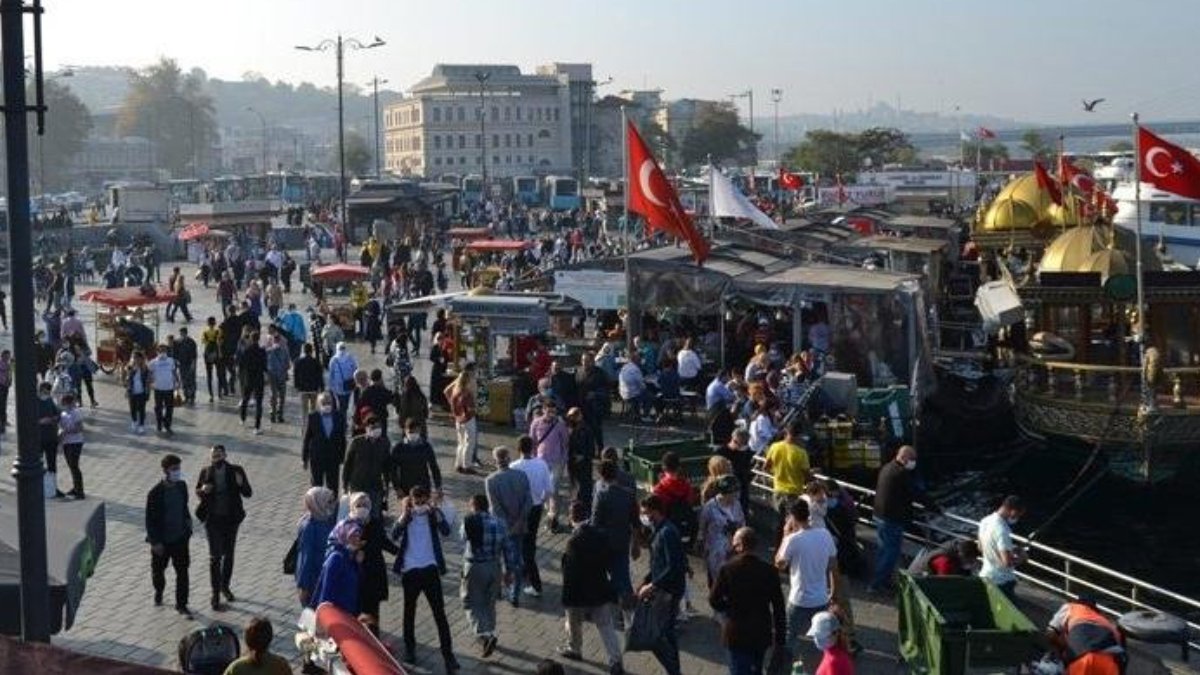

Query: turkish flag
779,169,805,191
1060,156,1117,214
626,120,710,263
1034,161,1063,206
1138,126,1200,200
977,126,997,139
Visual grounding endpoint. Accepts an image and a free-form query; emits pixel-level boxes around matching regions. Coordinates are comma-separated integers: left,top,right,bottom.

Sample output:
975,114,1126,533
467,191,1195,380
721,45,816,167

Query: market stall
461,239,533,289
78,286,178,375
306,263,371,333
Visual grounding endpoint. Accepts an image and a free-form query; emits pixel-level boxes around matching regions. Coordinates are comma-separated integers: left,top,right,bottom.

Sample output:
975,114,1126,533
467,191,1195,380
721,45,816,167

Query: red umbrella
79,286,178,308
310,263,370,283
177,222,210,242
466,239,533,252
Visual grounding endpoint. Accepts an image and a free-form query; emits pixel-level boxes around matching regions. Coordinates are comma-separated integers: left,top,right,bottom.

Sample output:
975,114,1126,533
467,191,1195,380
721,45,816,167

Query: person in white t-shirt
511,435,553,597
148,344,180,436
775,499,838,671
978,494,1026,602
58,393,86,499
676,338,703,386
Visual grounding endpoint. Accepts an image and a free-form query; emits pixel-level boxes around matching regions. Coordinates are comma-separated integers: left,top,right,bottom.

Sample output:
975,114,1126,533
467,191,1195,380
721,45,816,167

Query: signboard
554,270,627,310
857,171,979,190
815,185,892,207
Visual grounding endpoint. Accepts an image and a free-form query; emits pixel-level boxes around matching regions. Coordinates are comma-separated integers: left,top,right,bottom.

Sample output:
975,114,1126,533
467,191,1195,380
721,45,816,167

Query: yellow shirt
765,440,810,495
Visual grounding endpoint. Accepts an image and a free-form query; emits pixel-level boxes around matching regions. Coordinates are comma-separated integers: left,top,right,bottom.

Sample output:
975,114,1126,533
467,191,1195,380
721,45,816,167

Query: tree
785,129,861,177
962,140,1010,169
1107,140,1133,153
29,80,92,192
115,58,219,178
679,103,758,167
341,131,372,176
1021,129,1053,162
857,127,917,167
641,120,676,169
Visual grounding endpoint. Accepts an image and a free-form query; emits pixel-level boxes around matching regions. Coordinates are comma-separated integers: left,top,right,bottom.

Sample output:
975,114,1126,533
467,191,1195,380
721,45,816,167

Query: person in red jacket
652,451,695,515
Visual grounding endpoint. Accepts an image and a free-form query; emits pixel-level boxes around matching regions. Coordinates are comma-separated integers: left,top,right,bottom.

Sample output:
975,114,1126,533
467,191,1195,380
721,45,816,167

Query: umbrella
177,222,210,242
310,263,370,284
0,499,106,635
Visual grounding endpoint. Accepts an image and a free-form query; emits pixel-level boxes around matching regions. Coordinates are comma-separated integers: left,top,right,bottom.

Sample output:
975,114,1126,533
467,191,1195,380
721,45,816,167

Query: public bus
167,179,202,205
543,175,581,211
461,174,484,206
211,175,247,202
513,176,540,206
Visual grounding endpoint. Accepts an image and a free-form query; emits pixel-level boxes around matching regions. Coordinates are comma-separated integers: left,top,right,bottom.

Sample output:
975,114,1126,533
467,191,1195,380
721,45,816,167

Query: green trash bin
625,437,711,490
897,572,1041,674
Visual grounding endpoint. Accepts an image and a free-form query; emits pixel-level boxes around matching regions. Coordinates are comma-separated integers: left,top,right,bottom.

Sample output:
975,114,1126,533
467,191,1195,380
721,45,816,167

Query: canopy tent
310,263,370,284
466,239,533,253
0,500,107,635
79,286,178,308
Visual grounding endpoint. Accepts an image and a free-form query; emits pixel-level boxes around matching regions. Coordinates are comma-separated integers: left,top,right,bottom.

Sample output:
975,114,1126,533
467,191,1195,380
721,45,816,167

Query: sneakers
523,586,542,598
253,428,263,435
176,605,193,619
136,425,145,435
556,646,582,661
481,635,498,658
222,588,236,602
211,596,224,612
129,421,137,433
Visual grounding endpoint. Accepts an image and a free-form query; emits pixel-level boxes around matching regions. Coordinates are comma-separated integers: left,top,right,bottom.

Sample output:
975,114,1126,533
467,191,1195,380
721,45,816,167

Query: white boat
1111,180,1200,267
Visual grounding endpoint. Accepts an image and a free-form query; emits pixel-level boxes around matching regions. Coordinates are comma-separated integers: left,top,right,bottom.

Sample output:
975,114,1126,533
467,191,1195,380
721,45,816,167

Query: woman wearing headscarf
310,518,363,615
396,375,429,439
295,487,338,607
697,475,745,588
347,492,399,635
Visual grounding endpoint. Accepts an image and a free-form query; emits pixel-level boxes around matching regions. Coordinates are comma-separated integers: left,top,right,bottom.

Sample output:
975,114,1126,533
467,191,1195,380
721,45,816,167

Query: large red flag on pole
1138,126,1200,200
626,120,710,263
1034,160,1063,206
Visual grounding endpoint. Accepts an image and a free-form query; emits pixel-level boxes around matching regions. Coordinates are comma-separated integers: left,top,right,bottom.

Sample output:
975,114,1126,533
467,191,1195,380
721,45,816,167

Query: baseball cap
806,611,840,640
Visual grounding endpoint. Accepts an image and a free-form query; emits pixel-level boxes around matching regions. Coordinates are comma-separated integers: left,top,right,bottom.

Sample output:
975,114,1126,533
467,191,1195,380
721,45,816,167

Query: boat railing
1016,356,1200,409
749,457,1200,652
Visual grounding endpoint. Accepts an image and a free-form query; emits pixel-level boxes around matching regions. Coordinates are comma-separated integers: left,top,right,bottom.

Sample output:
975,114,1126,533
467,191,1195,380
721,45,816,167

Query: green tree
1021,129,1052,162
679,104,758,167
1107,140,1133,153
115,58,218,178
29,80,93,192
785,129,861,177
341,131,372,176
857,127,917,167
962,140,1010,168
641,120,676,169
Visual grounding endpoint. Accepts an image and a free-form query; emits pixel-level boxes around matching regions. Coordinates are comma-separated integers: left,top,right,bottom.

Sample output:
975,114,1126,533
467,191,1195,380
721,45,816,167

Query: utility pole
2,0,51,642
246,106,267,174
370,76,388,178
296,34,385,227
772,88,782,215
474,70,491,185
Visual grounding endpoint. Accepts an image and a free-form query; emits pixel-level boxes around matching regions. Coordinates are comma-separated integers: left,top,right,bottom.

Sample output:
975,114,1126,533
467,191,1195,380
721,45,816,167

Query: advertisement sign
553,270,627,310
816,185,892,207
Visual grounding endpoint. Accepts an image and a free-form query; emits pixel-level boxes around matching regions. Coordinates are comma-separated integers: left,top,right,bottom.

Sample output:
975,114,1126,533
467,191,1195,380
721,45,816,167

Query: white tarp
553,270,627,310
709,166,778,229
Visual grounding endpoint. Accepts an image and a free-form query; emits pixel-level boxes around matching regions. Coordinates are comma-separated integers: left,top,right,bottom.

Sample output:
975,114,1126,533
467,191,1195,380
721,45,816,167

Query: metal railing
1018,356,1200,409
749,457,1200,654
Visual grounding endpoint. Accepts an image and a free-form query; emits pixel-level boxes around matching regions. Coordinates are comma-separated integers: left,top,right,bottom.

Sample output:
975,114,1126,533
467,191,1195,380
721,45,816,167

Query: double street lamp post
295,34,385,228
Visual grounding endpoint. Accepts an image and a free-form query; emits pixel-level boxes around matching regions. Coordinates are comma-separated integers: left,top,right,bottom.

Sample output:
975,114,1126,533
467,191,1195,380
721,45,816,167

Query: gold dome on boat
1039,224,1161,279
975,173,1080,234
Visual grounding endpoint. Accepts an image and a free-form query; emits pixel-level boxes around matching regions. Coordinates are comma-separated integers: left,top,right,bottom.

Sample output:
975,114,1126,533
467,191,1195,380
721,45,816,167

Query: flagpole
1132,112,1150,415
621,105,631,351
1058,134,1070,221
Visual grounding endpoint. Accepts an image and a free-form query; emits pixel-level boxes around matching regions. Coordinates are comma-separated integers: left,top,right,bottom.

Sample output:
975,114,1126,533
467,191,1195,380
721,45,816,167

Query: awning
466,239,533,252
177,222,209,241
310,263,370,283
79,286,179,308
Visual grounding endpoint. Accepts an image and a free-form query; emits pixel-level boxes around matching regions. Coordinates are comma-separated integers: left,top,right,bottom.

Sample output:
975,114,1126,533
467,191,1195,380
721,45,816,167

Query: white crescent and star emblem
1145,146,1175,178
639,159,666,207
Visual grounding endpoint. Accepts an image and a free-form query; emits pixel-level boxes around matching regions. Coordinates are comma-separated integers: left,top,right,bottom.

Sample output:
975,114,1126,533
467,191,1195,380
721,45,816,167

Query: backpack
177,623,240,675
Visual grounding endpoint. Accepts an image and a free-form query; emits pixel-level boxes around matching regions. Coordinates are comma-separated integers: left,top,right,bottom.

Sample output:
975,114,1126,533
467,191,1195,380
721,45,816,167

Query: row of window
431,155,548,167
430,104,561,125
386,107,422,127
387,129,555,155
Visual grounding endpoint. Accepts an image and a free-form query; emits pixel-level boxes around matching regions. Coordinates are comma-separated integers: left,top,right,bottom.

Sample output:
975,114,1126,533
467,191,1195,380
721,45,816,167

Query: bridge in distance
908,119,1200,151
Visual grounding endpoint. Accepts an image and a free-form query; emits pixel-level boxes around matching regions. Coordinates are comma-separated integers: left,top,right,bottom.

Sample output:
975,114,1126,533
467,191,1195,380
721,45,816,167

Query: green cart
898,573,1042,674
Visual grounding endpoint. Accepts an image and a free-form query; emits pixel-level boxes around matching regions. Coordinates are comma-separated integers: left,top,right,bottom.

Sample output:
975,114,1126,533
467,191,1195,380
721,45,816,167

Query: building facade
383,64,574,179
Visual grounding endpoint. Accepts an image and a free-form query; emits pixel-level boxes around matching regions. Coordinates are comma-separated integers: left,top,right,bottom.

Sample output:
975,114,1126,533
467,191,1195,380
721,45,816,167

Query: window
516,107,522,121
538,129,551,139
433,108,442,123
515,135,521,148
476,134,482,148
475,107,483,121
460,157,466,165
529,155,535,163
459,134,466,149
536,108,543,122
491,106,499,122
433,136,442,150
494,156,500,165
493,134,500,148
413,109,420,123
553,108,560,122
505,155,511,164
528,133,534,147
457,107,465,122
504,134,511,148
434,157,442,165
413,136,421,151
504,106,511,121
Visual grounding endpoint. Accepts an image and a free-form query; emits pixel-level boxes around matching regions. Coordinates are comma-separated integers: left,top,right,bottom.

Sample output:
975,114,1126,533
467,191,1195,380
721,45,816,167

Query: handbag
282,538,298,575
624,592,672,652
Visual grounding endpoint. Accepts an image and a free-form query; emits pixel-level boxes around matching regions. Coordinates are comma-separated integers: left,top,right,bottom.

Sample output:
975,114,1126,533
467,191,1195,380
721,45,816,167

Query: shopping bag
43,471,58,499
624,593,671,652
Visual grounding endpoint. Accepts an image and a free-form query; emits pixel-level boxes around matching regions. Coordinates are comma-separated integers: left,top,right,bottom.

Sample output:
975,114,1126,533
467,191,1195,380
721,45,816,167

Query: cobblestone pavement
0,260,908,674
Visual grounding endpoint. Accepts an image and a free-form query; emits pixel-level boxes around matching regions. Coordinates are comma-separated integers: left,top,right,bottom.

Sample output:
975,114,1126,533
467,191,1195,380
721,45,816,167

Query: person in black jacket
565,408,597,507
709,527,787,675
558,500,623,672
238,332,267,434
869,444,935,593
391,417,443,499
359,369,394,438
145,454,193,618
303,392,347,494
172,327,199,405
293,342,324,419
389,486,458,671
575,352,609,448
195,444,253,611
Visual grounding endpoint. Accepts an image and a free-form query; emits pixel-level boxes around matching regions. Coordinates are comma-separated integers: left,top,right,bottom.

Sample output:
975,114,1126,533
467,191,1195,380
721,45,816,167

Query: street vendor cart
461,239,533,289
78,286,178,376
307,263,371,333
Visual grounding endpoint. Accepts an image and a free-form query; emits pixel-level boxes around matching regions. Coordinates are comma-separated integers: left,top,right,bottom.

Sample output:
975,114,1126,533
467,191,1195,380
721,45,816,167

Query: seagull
1082,98,1105,112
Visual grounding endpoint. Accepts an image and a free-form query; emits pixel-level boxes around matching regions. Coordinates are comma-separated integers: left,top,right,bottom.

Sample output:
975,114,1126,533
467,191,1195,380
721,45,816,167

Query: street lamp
585,76,613,181
771,88,782,215
474,70,490,185
368,76,388,178
32,68,72,210
295,34,385,229
729,89,755,185
246,106,267,175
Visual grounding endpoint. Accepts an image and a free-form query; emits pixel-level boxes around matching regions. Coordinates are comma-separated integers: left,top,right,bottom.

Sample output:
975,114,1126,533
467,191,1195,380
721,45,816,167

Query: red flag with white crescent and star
779,168,805,191
1059,156,1117,214
1034,160,1063,206
1138,126,1200,200
626,120,710,263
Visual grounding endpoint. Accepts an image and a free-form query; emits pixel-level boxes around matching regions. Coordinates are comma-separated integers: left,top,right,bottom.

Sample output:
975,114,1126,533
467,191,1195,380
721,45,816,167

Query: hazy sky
48,0,1200,124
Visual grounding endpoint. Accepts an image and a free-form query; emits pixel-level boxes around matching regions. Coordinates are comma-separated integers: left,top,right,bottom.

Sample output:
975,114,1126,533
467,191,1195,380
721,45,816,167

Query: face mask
351,506,370,521
412,505,431,516
1006,516,1020,526
39,393,51,401
405,433,420,442
813,633,835,651
827,497,839,510
639,514,653,528
167,469,183,482
904,460,917,471
367,428,382,440
319,405,334,414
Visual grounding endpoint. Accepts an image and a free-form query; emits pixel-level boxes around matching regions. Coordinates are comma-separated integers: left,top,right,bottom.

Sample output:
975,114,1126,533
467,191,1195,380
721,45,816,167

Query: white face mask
319,404,334,414
405,433,421,442
412,504,431,516
903,460,917,471
351,506,370,521
367,428,382,440
639,514,653,528
167,468,183,483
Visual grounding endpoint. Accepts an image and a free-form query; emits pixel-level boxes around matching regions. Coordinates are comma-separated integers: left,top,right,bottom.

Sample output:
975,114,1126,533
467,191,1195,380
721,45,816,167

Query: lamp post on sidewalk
368,76,388,178
295,34,385,227
771,88,783,216
246,106,267,175
474,70,491,185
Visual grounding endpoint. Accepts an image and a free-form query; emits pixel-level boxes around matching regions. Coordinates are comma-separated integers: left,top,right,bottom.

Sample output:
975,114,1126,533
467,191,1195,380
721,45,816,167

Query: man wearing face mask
36,381,65,498
709,527,787,675
342,415,391,516
145,454,193,618
390,417,443,499
869,444,936,594
303,392,347,495
636,495,687,675
195,445,253,612
390,486,458,671
978,494,1027,602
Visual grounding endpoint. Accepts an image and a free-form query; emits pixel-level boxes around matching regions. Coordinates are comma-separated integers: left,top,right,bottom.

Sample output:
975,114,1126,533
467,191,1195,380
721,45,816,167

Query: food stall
306,263,370,332
78,286,178,375
462,239,533,289
448,228,493,273
176,222,232,264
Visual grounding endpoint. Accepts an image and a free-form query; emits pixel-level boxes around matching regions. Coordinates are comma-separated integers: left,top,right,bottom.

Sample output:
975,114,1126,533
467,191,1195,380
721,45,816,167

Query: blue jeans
728,646,766,675
785,603,821,665
501,533,523,602
652,593,682,675
871,518,904,590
